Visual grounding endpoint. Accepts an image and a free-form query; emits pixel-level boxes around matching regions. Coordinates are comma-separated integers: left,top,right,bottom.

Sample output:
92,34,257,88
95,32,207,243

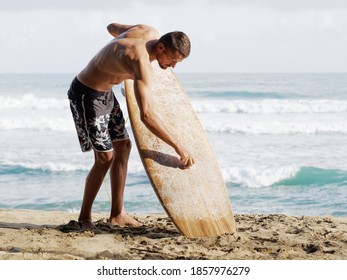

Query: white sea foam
1,114,347,135
1,161,89,173
2,94,347,115
1,159,147,177
193,99,347,114
221,164,301,188
0,93,68,110
0,117,75,131
204,121,347,135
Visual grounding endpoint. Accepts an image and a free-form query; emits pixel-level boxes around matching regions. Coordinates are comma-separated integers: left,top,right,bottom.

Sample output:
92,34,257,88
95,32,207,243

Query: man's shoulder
111,38,148,66
132,24,159,33
126,24,160,40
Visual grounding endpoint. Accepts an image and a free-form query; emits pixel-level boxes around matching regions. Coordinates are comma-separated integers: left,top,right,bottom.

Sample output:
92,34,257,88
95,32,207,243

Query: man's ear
156,42,165,53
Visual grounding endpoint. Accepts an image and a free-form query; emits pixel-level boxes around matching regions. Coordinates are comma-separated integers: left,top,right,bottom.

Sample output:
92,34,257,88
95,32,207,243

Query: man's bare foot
78,219,100,232
109,213,142,227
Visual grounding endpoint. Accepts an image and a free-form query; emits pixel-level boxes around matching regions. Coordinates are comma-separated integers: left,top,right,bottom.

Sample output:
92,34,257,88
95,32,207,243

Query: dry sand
0,209,346,260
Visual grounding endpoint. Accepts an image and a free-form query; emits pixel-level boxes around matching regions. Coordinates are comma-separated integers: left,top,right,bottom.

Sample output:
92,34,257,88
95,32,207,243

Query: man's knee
95,150,114,167
123,139,132,153
113,139,132,154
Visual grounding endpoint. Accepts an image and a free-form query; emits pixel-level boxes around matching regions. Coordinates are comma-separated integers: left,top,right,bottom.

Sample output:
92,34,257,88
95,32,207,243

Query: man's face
158,49,184,69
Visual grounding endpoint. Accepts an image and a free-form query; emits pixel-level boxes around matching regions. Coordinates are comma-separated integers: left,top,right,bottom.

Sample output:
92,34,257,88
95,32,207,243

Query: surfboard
124,61,236,237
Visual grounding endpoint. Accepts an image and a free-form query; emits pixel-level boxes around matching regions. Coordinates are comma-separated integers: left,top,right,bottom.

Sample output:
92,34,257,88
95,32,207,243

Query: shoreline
0,209,346,260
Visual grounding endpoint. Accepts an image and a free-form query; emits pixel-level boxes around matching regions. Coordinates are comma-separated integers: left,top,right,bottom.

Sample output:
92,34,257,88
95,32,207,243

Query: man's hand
176,145,195,169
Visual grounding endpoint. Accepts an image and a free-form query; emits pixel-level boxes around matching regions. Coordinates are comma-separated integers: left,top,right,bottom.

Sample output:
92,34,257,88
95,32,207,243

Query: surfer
67,23,194,230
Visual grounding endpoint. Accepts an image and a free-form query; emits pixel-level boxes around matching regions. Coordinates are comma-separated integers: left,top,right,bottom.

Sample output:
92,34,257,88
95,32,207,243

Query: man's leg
79,150,113,230
109,139,141,227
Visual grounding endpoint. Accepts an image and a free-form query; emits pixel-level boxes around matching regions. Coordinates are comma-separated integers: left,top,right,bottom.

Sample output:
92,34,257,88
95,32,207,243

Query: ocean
0,72,346,217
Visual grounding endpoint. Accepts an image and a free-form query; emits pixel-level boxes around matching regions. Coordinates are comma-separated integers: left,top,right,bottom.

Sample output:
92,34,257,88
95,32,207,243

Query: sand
0,209,346,260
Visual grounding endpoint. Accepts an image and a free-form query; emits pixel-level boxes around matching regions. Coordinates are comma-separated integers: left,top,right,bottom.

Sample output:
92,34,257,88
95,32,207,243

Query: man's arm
132,59,194,169
107,23,134,37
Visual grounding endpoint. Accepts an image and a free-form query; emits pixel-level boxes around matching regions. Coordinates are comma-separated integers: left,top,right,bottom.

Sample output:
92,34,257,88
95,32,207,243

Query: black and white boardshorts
67,77,129,152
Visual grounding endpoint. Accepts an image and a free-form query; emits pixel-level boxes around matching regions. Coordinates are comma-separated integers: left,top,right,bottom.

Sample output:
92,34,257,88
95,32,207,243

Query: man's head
155,31,191,69
158,31,191,58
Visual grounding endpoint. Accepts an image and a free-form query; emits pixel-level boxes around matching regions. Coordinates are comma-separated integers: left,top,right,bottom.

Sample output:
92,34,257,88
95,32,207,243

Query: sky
0,0,347,73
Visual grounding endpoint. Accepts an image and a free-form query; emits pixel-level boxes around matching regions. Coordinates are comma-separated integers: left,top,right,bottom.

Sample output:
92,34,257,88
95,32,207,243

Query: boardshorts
67,77,129,152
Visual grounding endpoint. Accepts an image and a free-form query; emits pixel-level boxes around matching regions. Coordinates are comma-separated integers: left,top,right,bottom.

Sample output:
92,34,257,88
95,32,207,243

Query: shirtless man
67,23,194,230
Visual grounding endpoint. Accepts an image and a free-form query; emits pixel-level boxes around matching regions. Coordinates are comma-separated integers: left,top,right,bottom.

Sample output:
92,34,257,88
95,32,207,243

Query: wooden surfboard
124,61,236,237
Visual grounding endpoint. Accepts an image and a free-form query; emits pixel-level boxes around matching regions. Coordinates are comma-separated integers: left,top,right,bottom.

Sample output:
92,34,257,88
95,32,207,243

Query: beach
0,209,346,260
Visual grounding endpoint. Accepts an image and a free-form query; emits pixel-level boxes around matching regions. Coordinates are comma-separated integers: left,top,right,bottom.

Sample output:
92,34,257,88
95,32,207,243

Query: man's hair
158,31,191,58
